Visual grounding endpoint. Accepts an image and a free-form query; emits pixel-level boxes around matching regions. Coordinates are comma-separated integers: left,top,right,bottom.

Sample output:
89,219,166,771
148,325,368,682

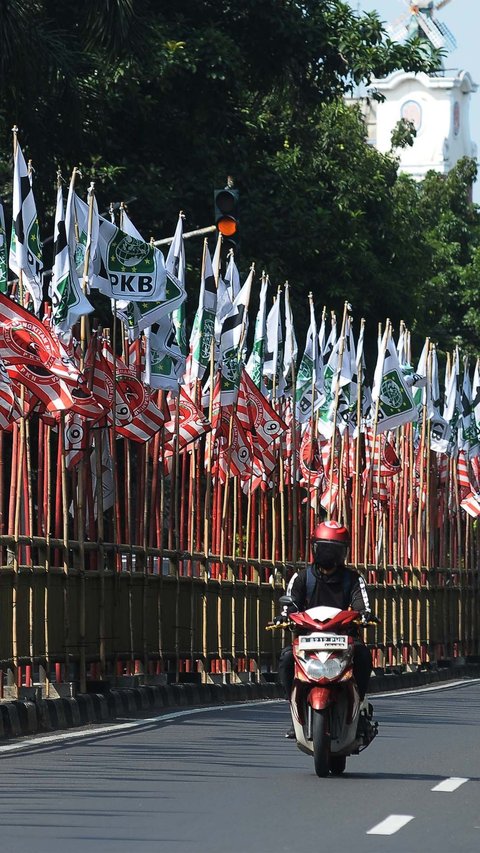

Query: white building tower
358,1,478,181
371,68,478,180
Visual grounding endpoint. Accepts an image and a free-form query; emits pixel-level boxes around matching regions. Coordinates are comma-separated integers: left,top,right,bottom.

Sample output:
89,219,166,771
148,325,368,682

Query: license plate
298,633,348,651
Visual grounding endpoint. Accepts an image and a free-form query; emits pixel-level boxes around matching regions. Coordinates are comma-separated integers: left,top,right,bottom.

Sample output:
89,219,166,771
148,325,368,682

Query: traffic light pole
153,224,216,247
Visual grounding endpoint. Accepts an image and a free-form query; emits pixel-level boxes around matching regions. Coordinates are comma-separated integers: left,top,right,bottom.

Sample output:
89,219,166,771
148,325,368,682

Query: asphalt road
1,680,480,853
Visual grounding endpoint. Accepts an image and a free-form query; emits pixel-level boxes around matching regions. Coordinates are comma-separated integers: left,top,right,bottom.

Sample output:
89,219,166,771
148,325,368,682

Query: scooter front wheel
312,709,330,778
329,754,346,776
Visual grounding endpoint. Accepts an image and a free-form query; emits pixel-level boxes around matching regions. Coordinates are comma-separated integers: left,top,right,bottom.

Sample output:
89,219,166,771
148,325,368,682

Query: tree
0,0,460,354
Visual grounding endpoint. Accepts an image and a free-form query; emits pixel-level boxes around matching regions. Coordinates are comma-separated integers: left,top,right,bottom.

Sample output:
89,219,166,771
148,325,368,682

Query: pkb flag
9,141,43,313
96,217,167,302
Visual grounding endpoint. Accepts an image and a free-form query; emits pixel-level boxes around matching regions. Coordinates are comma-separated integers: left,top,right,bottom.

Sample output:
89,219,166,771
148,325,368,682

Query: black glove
359,611,379,626
272,614,288,626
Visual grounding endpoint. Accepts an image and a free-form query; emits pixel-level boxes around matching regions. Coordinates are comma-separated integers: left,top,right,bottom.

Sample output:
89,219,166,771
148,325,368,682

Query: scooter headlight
304,654,349,681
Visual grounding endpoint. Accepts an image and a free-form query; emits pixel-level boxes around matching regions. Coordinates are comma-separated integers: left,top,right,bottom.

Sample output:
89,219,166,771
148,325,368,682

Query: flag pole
364,321,388,565
304,293,316,562
219,263,254,564
353,318,365,566
328,301,349,520
10,126,23,691
416,339,430,569
270,287,280,564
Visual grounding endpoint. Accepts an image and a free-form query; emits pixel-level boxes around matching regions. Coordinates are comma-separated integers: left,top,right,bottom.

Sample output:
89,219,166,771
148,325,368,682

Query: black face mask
312,541,346,570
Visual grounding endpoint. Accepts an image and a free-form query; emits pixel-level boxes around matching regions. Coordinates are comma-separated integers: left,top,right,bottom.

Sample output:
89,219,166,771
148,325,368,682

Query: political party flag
189,240,217,382
164,386,211,453
459,358,480,457
246,273,268,389
371,325,416,433
50,180,93,340
0,293,82,385
0,201,8,294
225,250,241,301
9,140,43,313
0,357,22,428
219,265,254,406
237,368,287,448
73,187,99,293
166,213,187,357
115,269,186,338
283,282,297,395
295,297,318,423
145,316,185,391
471,359,480,459
443,348,461,455
263,289,285,399
429,343,450,453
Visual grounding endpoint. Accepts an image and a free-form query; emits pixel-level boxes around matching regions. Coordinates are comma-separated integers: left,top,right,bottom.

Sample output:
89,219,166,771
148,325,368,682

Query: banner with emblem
295,298,318,424
9,140,43,313
189,241,217,382
94,216,167,302
219,266,253,406
0,201,8,294
371,326,416,434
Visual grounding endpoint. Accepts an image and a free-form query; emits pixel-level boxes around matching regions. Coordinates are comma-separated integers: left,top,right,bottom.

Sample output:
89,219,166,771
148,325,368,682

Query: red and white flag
460,491,480,518
64,411,90,469
165,387,211,453
0,358,23,428
237,368,287,449
0,293,82,385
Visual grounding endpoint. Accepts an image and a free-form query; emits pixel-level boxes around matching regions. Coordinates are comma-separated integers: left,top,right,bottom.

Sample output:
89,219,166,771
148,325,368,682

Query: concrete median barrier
1,663,479,741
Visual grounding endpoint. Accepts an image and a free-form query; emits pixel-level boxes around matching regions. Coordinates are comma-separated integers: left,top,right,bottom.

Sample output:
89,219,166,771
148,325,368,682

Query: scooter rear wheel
312,709,330,778
329,755,346,776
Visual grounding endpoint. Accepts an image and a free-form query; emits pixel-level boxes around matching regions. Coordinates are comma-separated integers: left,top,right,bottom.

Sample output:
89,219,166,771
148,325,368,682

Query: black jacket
290,565,370,614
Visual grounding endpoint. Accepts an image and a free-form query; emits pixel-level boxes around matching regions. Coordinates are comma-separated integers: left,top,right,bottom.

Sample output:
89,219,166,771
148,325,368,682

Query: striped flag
460,491,480,518
237,368,287,448
101,341,165,440
6,362,76,413
0,293,82,385
9,141,43,313
164,386,210,453
0,357,22,427
64,411,89,469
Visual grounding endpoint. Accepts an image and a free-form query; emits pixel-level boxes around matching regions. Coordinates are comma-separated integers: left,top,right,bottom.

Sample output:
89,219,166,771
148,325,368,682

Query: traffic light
214,186,239,251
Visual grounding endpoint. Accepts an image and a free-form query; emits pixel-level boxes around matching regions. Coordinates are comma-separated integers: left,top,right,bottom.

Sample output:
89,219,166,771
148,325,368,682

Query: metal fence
0,534,478,699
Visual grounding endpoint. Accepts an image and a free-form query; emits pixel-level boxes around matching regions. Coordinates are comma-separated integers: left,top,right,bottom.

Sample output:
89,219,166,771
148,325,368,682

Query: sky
349,0,479,199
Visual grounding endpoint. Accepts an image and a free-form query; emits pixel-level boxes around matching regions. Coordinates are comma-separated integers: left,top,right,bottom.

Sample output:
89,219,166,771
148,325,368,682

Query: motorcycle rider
277,520,374,738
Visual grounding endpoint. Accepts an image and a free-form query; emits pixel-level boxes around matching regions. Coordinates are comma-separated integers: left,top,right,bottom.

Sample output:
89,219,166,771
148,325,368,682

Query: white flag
9,142,43,313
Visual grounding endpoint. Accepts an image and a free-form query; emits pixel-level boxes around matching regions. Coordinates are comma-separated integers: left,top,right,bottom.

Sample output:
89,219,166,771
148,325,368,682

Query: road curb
1,665,479,740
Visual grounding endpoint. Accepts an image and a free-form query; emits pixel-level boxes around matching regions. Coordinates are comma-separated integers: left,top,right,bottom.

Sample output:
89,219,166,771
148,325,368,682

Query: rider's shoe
356,703,377,743
285,724,296,739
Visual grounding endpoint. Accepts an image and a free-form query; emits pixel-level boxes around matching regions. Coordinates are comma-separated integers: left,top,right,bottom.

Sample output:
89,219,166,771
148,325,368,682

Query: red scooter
269,602,378,777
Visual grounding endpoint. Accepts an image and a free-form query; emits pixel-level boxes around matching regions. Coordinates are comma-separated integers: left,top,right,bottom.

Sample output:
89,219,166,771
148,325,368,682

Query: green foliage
0,0,477,357
390,118,417,152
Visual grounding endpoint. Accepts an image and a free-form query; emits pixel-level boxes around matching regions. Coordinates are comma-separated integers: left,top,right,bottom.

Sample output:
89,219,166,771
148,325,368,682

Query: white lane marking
0,699,280,755
432,777,469,792
367,815,414,835
373,677,480,699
